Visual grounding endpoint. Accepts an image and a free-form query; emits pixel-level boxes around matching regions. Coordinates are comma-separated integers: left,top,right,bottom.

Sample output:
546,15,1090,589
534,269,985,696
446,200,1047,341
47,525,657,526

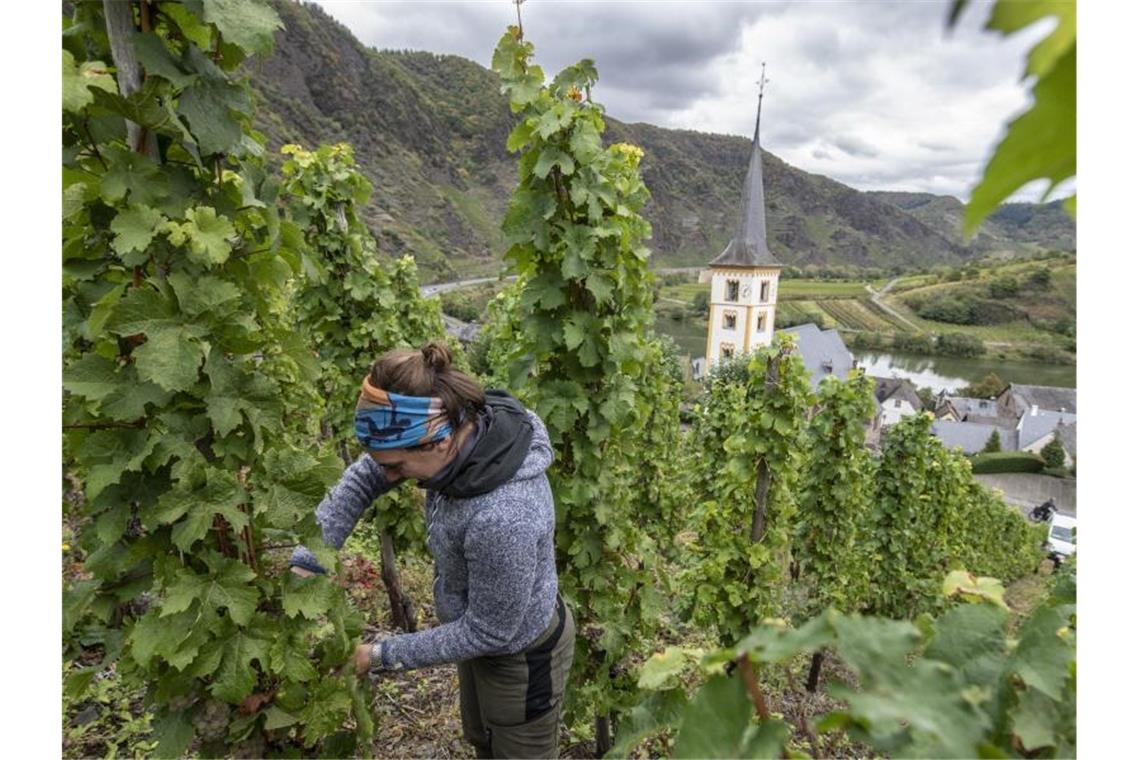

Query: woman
289,341,574,759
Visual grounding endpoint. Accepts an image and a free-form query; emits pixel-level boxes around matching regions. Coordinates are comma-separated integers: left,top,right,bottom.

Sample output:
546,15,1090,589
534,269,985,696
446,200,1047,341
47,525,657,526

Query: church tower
705,73,782,368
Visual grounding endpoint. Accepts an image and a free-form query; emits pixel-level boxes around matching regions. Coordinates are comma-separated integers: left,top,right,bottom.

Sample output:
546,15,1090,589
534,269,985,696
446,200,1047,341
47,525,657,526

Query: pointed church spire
710,66,781,268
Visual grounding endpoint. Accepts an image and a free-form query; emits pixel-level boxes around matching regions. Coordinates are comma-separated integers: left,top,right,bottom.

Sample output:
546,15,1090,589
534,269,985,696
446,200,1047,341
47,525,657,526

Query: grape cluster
192,699,230,742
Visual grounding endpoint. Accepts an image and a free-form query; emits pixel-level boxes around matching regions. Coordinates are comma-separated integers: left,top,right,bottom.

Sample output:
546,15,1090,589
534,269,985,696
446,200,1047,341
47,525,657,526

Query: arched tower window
725,280,740,302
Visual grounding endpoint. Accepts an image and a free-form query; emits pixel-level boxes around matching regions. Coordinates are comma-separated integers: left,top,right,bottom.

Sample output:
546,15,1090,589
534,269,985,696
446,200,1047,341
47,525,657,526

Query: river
653,314,1076,393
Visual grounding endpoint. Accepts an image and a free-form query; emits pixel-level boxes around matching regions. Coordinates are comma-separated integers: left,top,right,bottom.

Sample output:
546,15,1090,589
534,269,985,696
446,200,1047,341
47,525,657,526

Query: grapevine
62,2,374,754
488,24,679,752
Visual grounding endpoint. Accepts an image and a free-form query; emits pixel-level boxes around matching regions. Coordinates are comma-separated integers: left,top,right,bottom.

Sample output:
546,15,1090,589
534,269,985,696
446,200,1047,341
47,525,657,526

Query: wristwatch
369,634,402,672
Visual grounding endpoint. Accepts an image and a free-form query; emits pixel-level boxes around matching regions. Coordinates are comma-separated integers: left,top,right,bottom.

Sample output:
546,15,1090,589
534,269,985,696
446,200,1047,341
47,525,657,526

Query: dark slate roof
1018,409,1078,449
709,93,781,268
932,421,1017,454
871,376,923,410
1008,383,1077,415
778,323,853,389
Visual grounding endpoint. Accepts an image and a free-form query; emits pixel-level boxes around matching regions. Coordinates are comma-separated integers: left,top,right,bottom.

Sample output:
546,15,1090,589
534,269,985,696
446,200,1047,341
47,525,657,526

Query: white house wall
880,400,917,427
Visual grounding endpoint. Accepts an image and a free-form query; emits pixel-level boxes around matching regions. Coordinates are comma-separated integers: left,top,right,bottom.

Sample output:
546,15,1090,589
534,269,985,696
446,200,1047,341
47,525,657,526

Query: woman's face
368,437,456,483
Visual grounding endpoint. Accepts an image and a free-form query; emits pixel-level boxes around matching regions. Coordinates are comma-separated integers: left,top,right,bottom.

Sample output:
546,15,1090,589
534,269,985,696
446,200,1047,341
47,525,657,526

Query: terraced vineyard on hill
654,252,1075,363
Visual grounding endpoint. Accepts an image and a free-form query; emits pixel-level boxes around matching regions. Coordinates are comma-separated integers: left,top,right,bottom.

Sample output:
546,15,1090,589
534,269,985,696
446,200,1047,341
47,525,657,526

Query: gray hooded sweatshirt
290,396,559,671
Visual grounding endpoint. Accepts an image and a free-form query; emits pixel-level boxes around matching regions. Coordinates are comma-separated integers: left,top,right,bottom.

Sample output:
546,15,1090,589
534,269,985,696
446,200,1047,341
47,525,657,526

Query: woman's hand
352,643,373,676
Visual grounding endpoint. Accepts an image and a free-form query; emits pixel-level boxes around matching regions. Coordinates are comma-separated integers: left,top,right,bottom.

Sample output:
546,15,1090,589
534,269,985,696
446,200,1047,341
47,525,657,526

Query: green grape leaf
739,722,791,759
90,82,171,132
987,0,1075,80
270,637,319,683
133,327,204,393
1010,687,1063,752
163,554,257,625
176,77,249,156
129,610,170,666
165,206,236,265
63,354,120,402
63,51,116,113
533,147,574,179
569,119,603,162
133,31,197,88
1007,604,1074,701
210,632,270,704
99,376,173,420
963,46,1074,234
262,706,299,731
297,679,355,742
106,286,180,336
672,674,762,758
924,602,1008,688
736,612,837,664
506,120,535,152
203,0,284,57
282,574,334,620
110,204,165,259
605,688,687,758
942,570,1008,610
153,711,196,759
99,146,167,205
638,647,704,690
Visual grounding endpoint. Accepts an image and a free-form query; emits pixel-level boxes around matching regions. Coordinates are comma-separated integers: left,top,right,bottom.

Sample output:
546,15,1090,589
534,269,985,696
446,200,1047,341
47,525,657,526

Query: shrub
1041,435,1067,468
1026,267,1053,290
988,276,1020,299
983,429,1003,453
970,299,1024,324
660,272,692,287
918,296,975,324
969,452,1046,474
894,333,935,353
690,290,710,315
936,332,985,357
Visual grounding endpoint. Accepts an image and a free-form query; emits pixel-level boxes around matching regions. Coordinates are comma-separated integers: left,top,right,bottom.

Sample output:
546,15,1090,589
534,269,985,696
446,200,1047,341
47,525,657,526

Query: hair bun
421,341,451,373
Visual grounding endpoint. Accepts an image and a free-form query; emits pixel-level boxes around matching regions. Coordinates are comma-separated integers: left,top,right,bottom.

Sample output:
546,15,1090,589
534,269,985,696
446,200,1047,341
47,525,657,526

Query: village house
872,376,923,427
932,382,1077,464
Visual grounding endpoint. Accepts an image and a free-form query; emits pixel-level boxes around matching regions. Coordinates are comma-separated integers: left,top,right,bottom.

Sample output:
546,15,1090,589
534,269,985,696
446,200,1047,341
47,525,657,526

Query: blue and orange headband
354,376,453,451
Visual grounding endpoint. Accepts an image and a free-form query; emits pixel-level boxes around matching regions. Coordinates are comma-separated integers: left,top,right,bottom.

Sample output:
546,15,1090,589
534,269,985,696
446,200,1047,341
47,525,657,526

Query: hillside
248,0,1074,280
868,192,1075,256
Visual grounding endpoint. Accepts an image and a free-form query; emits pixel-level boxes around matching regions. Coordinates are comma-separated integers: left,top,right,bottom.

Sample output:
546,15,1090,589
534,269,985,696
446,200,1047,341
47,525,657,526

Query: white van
1046,513,1076,562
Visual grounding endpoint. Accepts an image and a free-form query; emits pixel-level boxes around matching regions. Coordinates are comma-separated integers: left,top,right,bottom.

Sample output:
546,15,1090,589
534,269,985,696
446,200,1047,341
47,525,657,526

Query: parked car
1046,513,1076,565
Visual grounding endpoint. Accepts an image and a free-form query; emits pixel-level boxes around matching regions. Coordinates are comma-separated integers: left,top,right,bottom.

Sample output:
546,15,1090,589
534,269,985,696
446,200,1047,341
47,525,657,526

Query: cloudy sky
312,0,1066,201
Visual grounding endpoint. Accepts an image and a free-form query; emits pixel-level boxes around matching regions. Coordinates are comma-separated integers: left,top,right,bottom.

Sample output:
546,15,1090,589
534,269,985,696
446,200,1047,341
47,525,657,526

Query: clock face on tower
742,284,752,298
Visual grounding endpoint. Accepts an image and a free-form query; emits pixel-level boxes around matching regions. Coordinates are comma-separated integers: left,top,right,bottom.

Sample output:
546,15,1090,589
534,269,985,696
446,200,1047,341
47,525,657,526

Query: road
864,277,923,332
419,265,704,298
420,276,515,298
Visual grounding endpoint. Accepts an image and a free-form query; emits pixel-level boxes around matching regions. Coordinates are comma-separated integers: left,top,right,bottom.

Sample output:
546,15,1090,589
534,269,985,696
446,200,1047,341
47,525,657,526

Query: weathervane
754,62,769,136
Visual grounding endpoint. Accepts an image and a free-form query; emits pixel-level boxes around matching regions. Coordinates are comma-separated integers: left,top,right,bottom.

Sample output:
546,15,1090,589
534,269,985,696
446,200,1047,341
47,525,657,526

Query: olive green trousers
457,596,575,759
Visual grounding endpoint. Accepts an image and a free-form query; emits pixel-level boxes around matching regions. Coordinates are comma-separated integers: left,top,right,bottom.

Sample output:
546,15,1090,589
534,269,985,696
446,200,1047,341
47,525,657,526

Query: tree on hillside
988,275,1019,299
983,428,1002,453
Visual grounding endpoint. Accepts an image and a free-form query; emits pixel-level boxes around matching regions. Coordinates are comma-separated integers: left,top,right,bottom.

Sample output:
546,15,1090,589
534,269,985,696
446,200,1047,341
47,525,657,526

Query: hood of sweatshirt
420,390,553,498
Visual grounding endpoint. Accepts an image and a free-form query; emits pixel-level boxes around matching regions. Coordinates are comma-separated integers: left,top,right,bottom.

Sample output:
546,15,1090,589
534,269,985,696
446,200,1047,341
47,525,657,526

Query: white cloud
312,0,1069,201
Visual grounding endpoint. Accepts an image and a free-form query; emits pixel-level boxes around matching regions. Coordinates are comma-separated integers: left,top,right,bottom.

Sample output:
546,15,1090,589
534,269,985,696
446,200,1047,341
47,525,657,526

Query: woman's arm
372,506,540,669
289,453,401,574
